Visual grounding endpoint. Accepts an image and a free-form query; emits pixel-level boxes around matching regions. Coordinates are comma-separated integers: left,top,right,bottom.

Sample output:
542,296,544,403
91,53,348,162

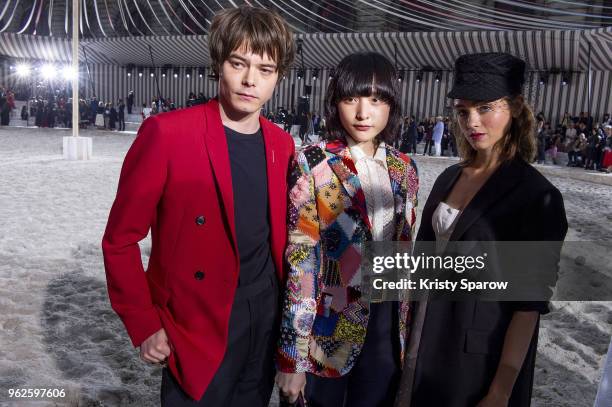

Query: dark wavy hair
323,52,401,144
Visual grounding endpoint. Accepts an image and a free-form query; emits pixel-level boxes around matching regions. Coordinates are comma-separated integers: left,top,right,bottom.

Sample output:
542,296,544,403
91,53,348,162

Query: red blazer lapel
261,118,294,282
261,118,281,231
203,100,239,262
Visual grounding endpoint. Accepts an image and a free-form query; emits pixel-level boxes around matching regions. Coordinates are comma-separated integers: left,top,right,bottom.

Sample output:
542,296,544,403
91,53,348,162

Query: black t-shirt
224,126,275,286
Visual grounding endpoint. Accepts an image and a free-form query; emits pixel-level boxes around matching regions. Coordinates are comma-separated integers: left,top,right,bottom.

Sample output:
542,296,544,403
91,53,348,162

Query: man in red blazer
102,7,295,406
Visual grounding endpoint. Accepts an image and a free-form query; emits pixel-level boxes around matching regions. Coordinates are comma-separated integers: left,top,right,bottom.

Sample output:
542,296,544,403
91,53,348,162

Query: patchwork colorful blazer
277,139,419,376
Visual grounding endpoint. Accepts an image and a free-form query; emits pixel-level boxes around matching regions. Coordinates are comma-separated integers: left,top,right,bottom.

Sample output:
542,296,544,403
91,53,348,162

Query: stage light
297,68,305,80
198,67,205,78
138,72,143,78
163,64,172,78
173,67,180,79
61,66,74,80
416,72,422,83
328,69,335,80
150,72,154,77
434,72,441,83
41,64,56,80
397,69,405,82
16,64,30,77
173,73,178,78
127,72,132,77
312,69,319,81
539,72,549,86
561,72,570,86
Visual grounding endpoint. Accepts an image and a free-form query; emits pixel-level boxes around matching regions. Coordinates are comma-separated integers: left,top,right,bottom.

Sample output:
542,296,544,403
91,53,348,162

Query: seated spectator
568,133,587,167
142,103,152,120
564,122,577,150
546,134,561,164
560,112,573,129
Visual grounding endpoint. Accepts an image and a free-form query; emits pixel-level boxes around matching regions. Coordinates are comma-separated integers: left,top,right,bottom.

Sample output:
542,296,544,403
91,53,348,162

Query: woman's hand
276,372,306,403
476,390,509,407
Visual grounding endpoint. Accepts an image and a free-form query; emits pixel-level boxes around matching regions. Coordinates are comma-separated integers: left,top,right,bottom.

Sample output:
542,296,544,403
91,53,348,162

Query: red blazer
102,99,294,400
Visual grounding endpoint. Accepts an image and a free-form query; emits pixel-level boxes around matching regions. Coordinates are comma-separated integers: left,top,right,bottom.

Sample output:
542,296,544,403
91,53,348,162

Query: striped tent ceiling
0,27,610,72
0,0,610,35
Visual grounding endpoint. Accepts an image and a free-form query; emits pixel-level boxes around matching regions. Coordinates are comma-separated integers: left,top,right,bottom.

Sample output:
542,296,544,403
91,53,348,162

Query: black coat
109,107,118,128
404,157,568,407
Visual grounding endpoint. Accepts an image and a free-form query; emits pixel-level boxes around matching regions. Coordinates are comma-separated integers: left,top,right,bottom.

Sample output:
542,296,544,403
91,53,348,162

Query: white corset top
432,201,461,241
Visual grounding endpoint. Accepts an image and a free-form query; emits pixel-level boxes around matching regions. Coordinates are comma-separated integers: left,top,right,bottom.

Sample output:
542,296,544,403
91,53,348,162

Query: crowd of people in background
396,115,457,157
259,107,460,158
262,107,324,144
264,107,612,173
2,84,611,172
0,86,125,130
138,91,210,120
0,87,208,131
535,111,612,172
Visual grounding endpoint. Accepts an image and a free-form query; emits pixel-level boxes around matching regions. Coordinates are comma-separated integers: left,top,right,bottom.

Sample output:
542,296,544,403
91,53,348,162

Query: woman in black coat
397,53,567,407
109,104,118,130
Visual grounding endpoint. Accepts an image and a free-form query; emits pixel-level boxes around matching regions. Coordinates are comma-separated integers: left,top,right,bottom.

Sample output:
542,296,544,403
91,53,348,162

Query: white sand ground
0,127,610,406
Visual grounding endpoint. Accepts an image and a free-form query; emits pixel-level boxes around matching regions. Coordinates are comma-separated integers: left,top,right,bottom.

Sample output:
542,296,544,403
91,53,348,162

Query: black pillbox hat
447,52,526,101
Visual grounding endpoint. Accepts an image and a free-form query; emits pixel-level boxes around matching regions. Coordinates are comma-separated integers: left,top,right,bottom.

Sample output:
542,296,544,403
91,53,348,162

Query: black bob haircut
323,51,401,144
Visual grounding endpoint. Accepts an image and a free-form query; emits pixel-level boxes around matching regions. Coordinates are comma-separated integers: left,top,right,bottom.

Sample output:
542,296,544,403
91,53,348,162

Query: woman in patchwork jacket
276,52,419,407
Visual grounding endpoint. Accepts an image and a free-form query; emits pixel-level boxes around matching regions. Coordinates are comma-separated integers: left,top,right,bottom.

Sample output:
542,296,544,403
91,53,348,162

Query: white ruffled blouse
347,140,395,242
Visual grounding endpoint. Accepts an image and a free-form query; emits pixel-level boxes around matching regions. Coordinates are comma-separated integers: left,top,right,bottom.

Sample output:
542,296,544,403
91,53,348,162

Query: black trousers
118,115,125,131
161,274,279,407
305,302,401,407
423,140,433,155
407,138,417,154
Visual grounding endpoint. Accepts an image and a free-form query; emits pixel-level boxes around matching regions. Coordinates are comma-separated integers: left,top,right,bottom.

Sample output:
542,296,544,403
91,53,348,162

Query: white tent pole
72,0,79,137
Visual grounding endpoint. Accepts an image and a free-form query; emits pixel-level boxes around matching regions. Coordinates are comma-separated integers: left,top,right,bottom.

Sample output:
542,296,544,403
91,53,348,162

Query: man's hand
139,328,172,364
276,372,306,403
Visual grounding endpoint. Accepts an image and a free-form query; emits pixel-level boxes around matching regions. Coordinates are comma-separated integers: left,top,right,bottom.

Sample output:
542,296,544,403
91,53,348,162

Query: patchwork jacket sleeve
277,150,321,373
